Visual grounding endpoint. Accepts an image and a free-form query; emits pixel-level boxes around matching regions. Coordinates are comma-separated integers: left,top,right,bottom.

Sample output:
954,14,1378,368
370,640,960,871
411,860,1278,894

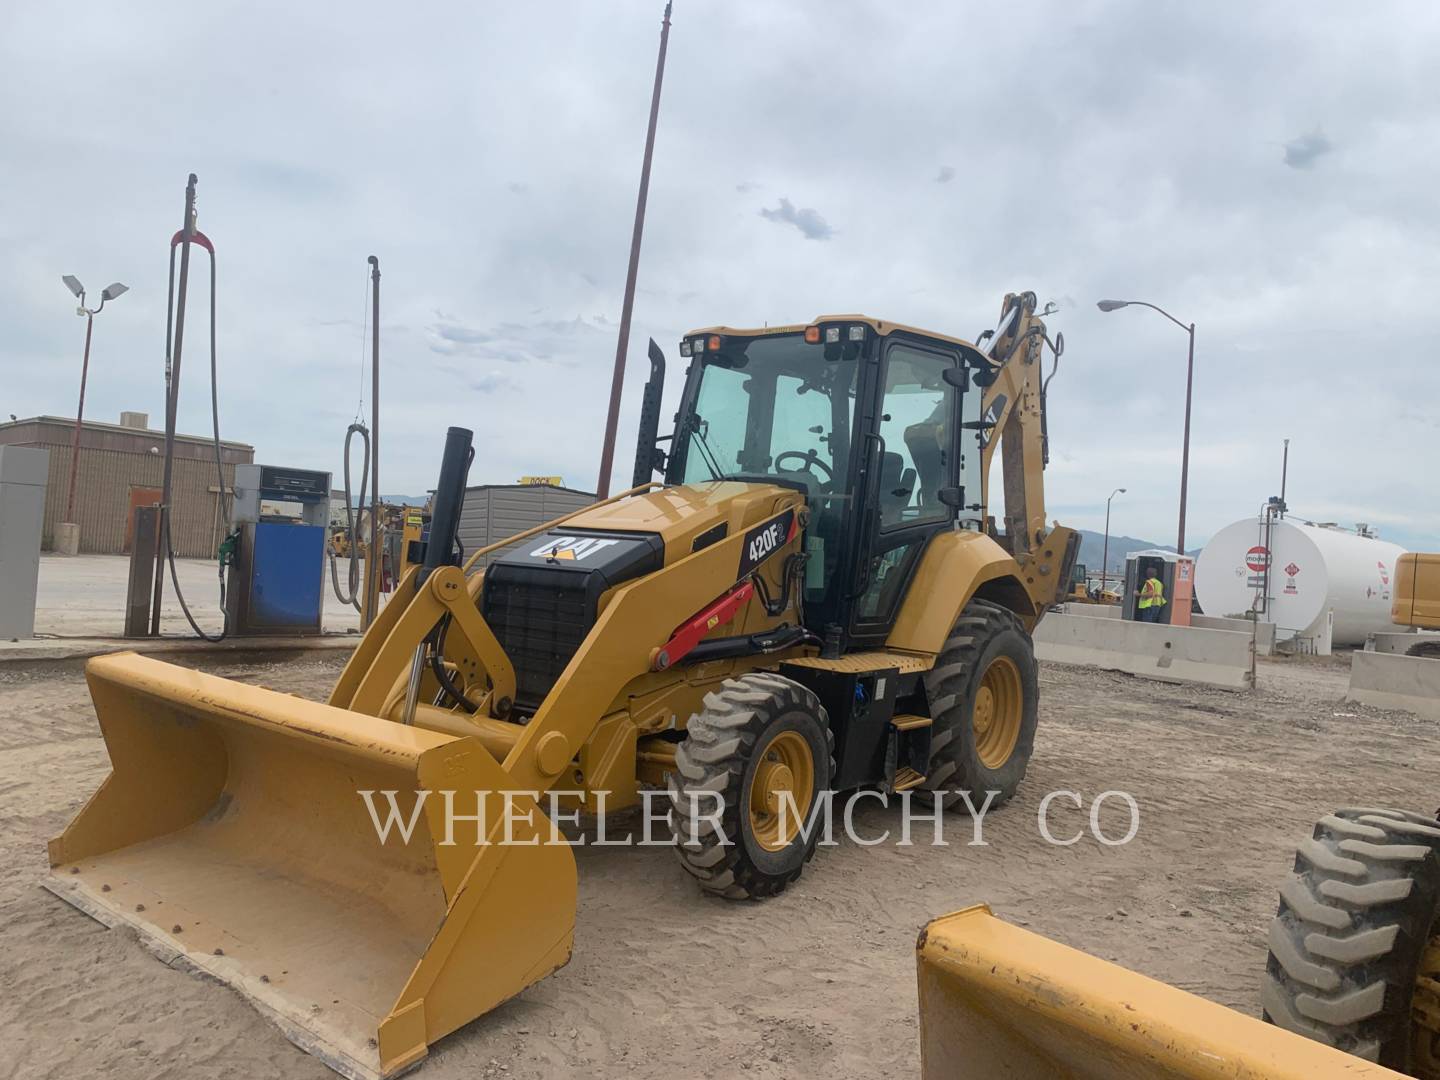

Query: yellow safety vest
1139,578,1166,609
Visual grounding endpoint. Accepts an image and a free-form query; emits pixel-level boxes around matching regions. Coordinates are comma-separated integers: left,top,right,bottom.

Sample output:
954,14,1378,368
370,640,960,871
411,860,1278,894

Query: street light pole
1097,299,1195,555
1178,320,1195,555
58,275,128,555
1101,487,1126,597
65,311,95,523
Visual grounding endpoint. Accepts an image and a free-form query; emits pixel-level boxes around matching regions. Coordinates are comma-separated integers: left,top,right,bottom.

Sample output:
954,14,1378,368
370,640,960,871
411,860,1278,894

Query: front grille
482,574,593,712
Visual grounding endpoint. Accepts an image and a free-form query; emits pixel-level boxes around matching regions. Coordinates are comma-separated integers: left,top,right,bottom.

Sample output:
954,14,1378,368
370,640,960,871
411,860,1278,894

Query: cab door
846,338,965,646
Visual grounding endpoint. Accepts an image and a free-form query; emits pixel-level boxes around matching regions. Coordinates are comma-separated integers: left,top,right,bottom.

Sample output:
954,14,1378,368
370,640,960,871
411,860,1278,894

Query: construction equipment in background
916,905,1407,1079
1393,552,1440,657
1065,561,1120,605
48,292,1077,1079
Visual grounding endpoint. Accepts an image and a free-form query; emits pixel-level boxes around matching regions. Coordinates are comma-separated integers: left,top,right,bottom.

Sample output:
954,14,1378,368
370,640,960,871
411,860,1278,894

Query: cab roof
681,315,983,353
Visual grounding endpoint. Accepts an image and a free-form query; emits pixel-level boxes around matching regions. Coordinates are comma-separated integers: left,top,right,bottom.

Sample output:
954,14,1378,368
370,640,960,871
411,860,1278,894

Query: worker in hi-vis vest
1135,567,1166,622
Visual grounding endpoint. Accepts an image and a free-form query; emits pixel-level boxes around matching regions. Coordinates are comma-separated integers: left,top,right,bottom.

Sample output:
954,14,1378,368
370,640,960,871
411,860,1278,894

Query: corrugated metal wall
37,445,236,558
458,486,596,567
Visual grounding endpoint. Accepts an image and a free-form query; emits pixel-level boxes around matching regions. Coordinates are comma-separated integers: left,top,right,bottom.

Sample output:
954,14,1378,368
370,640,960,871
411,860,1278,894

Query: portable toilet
1122,548,1194,626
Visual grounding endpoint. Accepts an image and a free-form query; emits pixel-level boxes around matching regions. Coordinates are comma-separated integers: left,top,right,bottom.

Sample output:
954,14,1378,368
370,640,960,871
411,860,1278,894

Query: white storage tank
1194,517,1407,647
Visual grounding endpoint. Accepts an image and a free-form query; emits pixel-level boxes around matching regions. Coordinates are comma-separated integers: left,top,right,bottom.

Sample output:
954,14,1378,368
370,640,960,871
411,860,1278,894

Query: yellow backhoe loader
47,291,1077,1079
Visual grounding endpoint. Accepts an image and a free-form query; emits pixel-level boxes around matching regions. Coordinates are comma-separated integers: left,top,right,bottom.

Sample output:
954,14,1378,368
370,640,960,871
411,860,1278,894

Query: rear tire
668,672,834,900
920,599,1038,809
1262,807,1440,1072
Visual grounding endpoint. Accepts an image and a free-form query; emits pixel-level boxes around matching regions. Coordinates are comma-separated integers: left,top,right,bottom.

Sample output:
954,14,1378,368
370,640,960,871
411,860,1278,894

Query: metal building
0,413,253,557
457,483,596,567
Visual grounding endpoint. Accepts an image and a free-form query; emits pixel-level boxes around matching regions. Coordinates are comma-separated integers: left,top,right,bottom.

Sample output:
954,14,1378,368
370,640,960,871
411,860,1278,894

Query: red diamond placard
1284,562,1300,576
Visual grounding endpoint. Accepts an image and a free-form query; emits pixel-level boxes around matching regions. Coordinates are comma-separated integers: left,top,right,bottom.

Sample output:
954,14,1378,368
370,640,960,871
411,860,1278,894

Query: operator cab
662,318,987,642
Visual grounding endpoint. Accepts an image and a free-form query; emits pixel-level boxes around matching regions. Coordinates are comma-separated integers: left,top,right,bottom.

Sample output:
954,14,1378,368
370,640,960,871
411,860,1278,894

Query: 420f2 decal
738,509,797,578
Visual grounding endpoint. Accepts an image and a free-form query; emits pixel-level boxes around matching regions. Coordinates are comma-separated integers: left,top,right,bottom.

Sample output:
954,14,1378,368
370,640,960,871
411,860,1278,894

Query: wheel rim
972,655,1023,769
748,730,815,852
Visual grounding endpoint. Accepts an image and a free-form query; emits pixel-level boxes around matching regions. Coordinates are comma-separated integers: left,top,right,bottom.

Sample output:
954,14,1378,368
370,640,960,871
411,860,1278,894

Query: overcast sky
3,1,1438,550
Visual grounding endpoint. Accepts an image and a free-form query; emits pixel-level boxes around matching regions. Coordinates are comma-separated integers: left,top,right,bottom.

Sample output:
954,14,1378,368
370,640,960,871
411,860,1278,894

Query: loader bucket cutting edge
45,652,577,1080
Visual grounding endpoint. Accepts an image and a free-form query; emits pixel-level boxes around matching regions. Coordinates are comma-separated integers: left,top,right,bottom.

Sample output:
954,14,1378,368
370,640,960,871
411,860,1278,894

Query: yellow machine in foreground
48,292,1077,1079
917,906,1408,1079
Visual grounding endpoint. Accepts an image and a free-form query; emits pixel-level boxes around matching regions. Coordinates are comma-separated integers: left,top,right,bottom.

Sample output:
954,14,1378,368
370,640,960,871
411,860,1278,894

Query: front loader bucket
46,652,577,1080
916,906,1405,1080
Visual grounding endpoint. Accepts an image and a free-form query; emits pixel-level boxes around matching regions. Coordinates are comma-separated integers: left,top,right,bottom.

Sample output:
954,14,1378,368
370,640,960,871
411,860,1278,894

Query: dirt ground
2,650,1436,1080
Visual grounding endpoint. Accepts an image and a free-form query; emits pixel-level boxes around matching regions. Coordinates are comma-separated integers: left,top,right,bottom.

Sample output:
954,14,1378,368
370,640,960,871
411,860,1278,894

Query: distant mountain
1074,528,1175,576
380,494,430,506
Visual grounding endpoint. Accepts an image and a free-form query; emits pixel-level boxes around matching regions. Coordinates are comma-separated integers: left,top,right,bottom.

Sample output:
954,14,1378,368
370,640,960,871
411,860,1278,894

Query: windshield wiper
685,414,726,481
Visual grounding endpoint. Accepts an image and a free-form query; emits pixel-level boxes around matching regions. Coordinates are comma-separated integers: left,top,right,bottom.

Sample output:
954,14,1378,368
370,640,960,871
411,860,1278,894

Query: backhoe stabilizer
45,652,577,1080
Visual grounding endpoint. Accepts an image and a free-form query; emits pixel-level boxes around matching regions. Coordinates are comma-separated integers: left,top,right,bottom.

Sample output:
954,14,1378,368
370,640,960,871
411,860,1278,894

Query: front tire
1263,807,1440,1072
920,599,1038,809
668,672,834,900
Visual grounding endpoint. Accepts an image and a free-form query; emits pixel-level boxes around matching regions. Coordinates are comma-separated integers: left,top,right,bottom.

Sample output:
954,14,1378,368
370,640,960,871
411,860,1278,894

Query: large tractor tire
1263,807,1440,1074
668,672,834,900
920,599,1039,809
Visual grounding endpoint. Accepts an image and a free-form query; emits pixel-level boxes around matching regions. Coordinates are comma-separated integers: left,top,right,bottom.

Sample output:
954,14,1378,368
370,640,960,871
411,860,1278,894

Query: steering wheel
775,450,834,481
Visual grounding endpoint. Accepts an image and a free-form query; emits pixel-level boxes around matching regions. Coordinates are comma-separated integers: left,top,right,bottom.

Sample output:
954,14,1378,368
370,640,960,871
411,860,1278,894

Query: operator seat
879,451,916,525
904,421,946,512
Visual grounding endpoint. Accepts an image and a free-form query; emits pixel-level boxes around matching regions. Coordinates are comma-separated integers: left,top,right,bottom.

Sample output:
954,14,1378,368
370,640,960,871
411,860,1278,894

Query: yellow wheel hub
973,655,1023,769
1412,929,1440,1078
748,730,815,852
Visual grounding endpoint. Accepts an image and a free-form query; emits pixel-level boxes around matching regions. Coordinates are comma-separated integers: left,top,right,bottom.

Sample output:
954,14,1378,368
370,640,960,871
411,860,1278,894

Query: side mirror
937,486,965,508
941,367,969,390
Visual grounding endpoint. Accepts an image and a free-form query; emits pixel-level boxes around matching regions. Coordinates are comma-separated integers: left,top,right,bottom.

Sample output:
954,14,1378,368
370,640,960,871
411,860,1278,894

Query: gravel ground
1,650,1435,1079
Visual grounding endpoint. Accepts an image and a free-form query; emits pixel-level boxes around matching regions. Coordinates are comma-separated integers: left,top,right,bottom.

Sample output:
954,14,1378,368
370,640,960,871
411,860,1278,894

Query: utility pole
596,1,673,498
1279,437,1290,517
364,255,381,627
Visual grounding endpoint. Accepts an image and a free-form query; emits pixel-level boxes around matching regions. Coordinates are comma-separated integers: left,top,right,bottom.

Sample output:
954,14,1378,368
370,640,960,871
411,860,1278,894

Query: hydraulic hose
329,422,370,610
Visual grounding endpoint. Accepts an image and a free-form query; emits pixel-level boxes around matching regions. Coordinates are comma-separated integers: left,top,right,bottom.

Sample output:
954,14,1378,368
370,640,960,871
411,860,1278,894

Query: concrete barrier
1347,651,1440,719
1062,602,1120,619
1366,631,1440,655
1034,612,1253,690
1192,614,1276,657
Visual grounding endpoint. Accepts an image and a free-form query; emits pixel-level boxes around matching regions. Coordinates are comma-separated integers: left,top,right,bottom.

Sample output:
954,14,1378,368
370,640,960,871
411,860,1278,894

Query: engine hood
561,481,803,564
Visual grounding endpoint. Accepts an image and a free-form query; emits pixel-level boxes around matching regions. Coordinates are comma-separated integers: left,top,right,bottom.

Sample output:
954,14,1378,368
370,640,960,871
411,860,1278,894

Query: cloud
1282,129,1334,169
735,180,760,194
429,318,492,347
758,197,833,241
935,165,955,183
470,372,515,393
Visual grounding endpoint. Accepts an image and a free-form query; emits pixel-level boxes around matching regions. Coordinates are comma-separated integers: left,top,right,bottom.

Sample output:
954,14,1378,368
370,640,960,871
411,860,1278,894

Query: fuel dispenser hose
161,223,231,643
329,423,370,610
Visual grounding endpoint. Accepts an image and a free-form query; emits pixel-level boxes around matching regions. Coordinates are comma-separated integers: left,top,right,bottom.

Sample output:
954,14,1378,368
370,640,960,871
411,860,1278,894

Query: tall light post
57,275,129,555
1100,487,1126,596
1097,299,1195,555
597,1,673,498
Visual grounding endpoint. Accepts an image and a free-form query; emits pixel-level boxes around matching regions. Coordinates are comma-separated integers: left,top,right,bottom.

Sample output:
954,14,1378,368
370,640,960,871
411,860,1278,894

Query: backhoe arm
973,291,1077,607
